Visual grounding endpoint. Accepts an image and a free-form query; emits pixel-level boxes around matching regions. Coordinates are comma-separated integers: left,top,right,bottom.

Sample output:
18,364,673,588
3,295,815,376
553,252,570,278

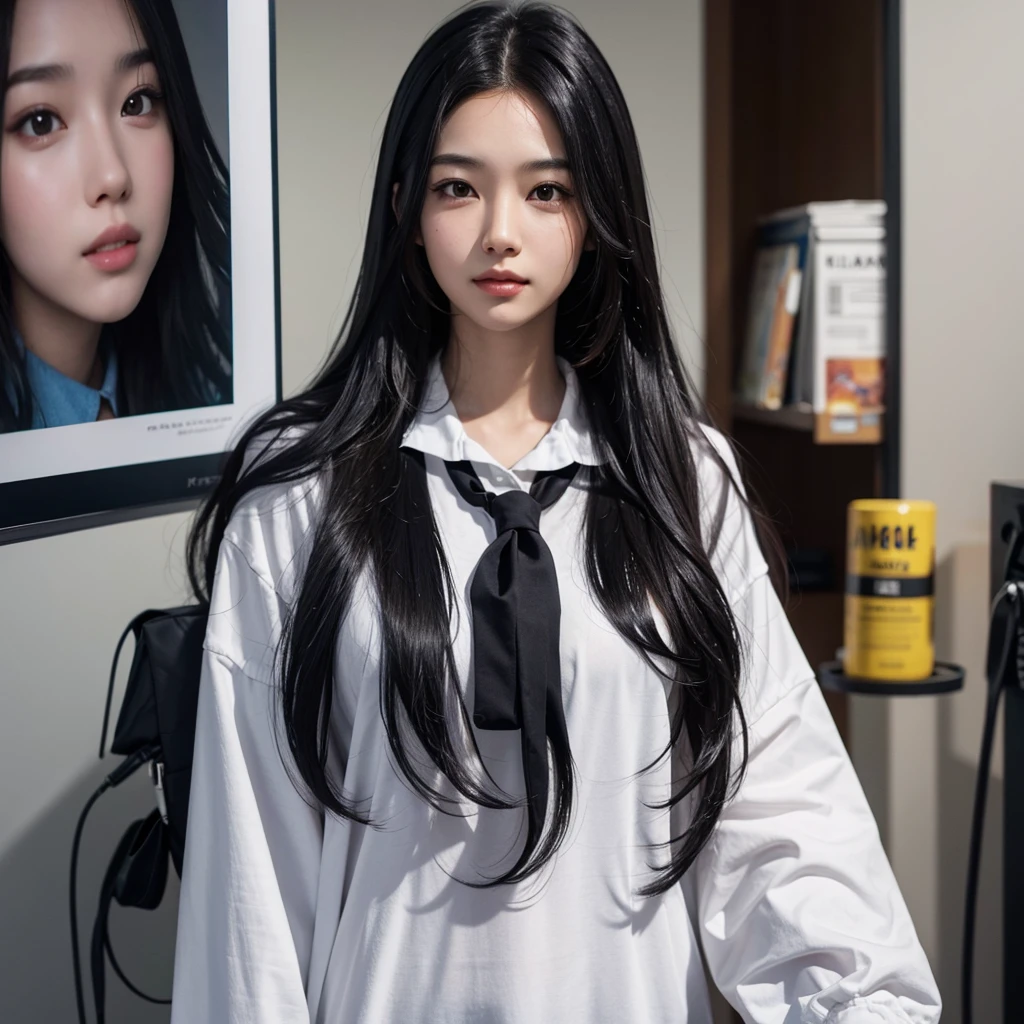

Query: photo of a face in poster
0,0,279,539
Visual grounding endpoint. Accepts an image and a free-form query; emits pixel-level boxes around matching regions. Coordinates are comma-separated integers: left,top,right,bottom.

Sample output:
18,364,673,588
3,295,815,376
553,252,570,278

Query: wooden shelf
732,401,814,432
733,401,885,445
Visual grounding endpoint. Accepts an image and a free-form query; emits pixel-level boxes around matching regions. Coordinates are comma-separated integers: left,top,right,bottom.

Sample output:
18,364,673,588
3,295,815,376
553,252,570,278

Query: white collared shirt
171,357,942,1023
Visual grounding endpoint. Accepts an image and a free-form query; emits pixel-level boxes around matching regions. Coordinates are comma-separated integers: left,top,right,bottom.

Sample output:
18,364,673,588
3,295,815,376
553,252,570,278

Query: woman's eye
530,183,574,205
122,90,160,117
16,110,62,139
440,180,474,199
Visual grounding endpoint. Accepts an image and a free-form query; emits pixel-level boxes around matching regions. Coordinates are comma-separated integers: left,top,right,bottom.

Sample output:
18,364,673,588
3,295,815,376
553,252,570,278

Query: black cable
71,746,160,1024
71,782,110,1024
962,579,1022,1024
99,618,137,759
104,933,171,1005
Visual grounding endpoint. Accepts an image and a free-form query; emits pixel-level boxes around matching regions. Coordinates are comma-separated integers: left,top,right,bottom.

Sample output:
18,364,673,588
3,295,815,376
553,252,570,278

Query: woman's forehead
8,0,146,70
435,90,568,169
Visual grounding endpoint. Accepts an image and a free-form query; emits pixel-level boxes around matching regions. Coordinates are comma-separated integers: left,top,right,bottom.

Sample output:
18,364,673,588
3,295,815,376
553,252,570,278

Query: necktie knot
490,489,542,535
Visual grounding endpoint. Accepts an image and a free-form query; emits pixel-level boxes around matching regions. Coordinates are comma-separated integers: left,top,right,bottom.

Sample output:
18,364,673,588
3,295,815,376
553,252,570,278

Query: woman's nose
481,192,522,256
82,118,132,206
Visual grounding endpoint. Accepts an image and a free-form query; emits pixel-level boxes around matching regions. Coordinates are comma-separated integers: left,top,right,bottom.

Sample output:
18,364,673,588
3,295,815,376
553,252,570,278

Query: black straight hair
0,0,231,432
187,0,787,896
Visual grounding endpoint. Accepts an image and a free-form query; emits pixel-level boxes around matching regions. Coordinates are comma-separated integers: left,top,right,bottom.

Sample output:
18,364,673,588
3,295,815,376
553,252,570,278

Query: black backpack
71,604,208,1023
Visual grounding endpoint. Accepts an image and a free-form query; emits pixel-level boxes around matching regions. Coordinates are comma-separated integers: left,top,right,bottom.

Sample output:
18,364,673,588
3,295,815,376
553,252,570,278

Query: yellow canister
843,499,936,682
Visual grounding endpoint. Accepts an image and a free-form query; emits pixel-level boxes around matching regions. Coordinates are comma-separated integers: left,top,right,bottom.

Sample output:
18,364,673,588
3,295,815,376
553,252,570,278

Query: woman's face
418,89,589,336
0,0,174,328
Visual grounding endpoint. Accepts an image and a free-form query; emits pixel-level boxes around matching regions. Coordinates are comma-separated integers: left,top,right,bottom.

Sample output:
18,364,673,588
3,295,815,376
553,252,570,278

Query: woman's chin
462,303,548,335
72,285,150,325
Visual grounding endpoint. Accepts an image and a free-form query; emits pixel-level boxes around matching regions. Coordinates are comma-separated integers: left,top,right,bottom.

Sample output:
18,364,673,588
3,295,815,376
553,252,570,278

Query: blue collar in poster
13,330,121,429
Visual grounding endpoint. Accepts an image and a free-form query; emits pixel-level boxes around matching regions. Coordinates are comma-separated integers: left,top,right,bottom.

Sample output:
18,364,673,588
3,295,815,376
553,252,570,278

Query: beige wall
0,2,703,1019
849,0,1024,1019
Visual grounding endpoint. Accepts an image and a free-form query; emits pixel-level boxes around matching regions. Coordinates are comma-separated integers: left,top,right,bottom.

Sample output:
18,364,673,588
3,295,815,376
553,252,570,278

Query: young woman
0,0,230,432
174,3,941,1021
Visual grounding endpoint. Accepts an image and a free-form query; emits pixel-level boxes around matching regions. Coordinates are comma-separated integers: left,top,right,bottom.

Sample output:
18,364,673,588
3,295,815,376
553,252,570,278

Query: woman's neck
442,313,566,469
11,273,104,385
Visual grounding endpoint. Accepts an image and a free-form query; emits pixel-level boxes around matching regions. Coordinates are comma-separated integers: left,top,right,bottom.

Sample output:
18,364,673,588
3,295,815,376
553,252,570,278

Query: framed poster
0,0,280,544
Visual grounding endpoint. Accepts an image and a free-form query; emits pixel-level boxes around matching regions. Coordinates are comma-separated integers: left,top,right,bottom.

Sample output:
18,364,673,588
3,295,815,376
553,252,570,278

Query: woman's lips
84,223,141,272
85,240,138,272
474,278,526,297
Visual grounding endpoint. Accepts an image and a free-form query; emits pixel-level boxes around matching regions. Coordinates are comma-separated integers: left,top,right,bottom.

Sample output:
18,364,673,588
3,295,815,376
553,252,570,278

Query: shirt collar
400,354,601,472
15,332,120,429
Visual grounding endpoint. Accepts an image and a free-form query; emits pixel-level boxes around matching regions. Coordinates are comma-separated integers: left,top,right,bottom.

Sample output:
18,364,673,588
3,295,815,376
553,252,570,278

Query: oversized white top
171,357,941,1023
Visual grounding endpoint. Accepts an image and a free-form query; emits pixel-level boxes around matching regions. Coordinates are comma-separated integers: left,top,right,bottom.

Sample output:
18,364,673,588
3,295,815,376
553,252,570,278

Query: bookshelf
705,0,895,776
704,5,899,1019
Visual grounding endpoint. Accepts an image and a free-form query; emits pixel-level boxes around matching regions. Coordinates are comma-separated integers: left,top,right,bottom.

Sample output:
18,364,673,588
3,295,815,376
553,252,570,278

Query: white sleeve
170,536,324,1024
689,571,943,1023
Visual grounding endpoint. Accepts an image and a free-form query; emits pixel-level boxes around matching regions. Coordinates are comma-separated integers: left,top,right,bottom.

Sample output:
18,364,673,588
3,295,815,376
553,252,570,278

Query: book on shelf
736,216,808,410
736,200,887,443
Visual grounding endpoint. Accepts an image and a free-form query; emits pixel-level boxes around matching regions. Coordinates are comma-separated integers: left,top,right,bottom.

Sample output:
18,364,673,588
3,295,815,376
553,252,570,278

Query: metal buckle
148,760,169,824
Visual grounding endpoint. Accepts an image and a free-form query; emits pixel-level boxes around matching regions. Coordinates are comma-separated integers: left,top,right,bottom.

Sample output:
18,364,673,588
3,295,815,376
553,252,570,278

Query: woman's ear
392,182,423,246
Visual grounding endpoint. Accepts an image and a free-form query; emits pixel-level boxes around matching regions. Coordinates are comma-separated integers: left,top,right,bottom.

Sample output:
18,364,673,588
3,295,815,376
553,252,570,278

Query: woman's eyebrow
117,48,155,74
6,48,153,90
6,62,72,89
430,153,570,173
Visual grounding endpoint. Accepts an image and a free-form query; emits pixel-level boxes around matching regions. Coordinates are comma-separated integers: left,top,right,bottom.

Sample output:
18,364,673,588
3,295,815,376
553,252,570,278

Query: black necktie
444,458,580,847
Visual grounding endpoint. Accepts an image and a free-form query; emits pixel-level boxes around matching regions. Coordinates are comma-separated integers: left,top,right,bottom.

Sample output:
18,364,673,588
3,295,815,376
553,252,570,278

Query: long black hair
188,0,786,897
0,0,231,432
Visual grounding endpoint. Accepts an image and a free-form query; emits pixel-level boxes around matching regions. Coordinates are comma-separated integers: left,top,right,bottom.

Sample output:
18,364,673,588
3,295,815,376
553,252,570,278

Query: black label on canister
846,574,935,598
